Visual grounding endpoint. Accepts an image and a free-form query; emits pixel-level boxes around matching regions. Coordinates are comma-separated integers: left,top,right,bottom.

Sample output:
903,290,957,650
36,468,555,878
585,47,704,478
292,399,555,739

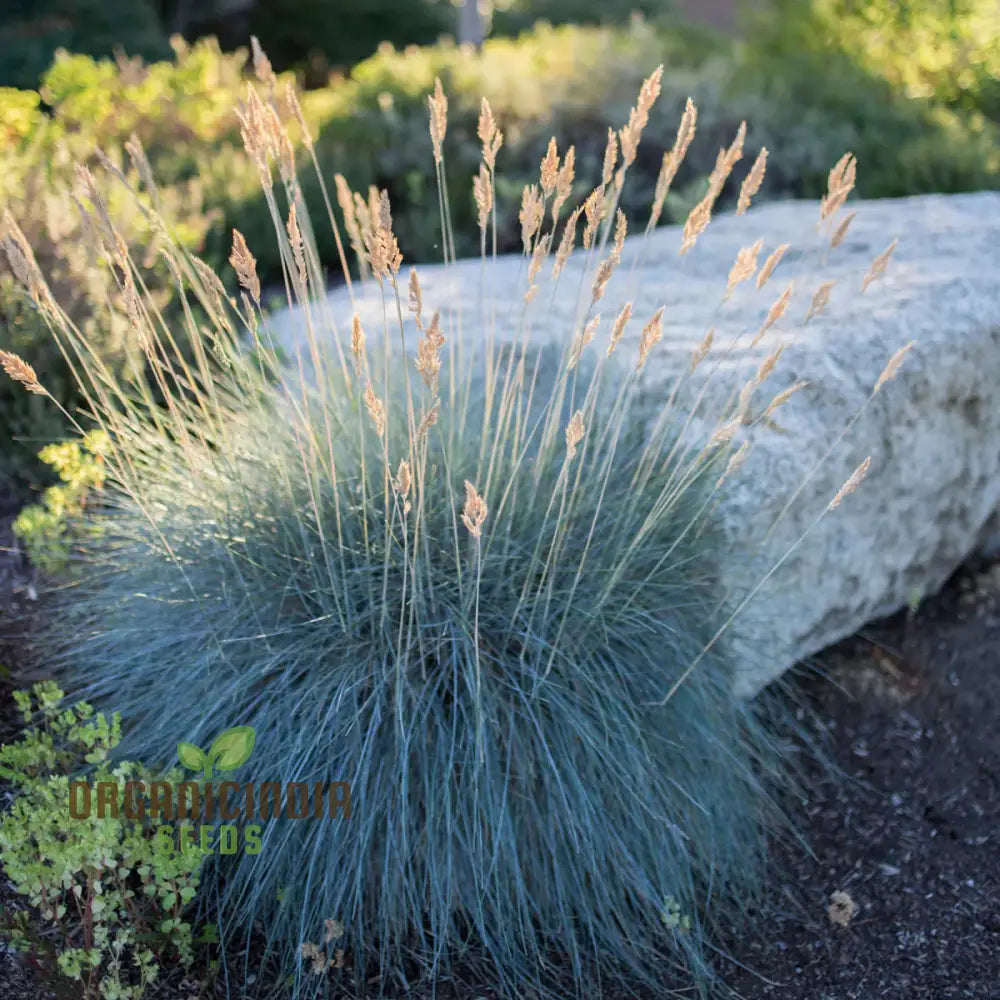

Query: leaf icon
177,741,207,773
208,725,256,775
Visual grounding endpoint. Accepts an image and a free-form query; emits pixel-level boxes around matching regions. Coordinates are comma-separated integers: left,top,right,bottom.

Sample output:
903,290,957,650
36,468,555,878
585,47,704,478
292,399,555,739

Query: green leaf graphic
177,741,207,772
208,725,256,773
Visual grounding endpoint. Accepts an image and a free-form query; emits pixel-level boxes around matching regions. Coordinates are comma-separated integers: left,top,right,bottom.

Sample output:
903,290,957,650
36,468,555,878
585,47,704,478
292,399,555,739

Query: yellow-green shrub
13,431,108,574
0,682,207,1000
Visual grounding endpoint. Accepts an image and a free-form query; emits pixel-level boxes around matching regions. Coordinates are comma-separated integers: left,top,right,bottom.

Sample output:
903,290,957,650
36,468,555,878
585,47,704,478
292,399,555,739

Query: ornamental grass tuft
1,50,900,999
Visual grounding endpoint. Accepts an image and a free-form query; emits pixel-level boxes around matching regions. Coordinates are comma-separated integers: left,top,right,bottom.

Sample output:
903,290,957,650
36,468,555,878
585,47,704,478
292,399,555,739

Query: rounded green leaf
208,725,256,772
176,741,206,772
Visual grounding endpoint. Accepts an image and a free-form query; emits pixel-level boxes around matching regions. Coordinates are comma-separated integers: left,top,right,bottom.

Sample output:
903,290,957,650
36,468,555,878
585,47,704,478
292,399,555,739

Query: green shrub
735,0,1000,198
2,54,900,998
0,682,206,999
13,430,109,574
745,0,1000,121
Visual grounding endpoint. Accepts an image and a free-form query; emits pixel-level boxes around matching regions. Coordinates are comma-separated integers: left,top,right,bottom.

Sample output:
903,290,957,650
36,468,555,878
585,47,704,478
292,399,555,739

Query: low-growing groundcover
0,58,903,999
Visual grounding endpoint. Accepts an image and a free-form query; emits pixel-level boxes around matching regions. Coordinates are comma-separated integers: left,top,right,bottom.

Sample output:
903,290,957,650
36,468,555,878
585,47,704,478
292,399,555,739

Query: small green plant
13,430,109,574
0,682,206,1000
177,726,256,780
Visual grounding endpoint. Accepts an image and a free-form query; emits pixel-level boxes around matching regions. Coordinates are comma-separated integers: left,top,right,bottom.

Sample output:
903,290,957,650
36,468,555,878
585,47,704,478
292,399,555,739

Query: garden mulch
1,504,998,1000
719,556,1000,1000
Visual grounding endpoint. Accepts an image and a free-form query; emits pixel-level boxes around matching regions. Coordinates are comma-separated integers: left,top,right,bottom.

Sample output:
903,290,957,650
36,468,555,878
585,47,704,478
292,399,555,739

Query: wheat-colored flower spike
708,417,742,449
417,402,440,438
754,344,784,387
394,460,412,515
520,184,544,254
527,234,551,288
619,65,663,169
364,191,403,278
675,97,697,153
637,306,665,371
828,456,871,510
650,152,675,229
478,98,497,152
236,87,272,184
862,238,898,292
461,480,488,539
680,195,713,255
690,327,714,371
570,314,600,370
363,383,386,437
323,919,344,944
429,78,448,165
476,99,504,172
725,239,764,298
651,98,698,227
351,314,366,374
736,147,768,215
706,121,746,200
565,409,586,461
608,302,632,357
230,229,261,303
830,211,857,249
408,269,422,319
552,146,575,224
805,280,836,324
553,207,581,280
250,36,275,87
286,204,306,286
540,138,559,198
820,152,857,221
335,175,360,243
763,379,809,418
601,128,618,188
474,165,493,232
753,281,794,344
756,242,790,290
717,440,750,487
592,255,616,305
590,207,625,288
0,350,47,395
873,341,915,394
416,310,445,391
581,187,604,250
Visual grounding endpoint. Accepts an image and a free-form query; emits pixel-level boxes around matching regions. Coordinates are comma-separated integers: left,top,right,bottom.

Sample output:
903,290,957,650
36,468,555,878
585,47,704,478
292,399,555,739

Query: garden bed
2,493,998,999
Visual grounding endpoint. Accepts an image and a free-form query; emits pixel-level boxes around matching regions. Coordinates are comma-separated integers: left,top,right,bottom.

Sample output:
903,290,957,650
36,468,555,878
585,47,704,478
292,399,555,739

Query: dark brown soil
722,558,1000,1000
2,512,998,1000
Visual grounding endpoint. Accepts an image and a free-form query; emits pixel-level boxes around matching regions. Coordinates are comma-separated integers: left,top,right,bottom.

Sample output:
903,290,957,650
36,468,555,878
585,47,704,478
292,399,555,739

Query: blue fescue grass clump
0,61,856,999
51,352,782,996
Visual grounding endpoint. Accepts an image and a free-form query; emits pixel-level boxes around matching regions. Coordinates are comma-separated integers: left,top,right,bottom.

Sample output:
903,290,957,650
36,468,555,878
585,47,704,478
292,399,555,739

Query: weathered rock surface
268,192,1000,696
